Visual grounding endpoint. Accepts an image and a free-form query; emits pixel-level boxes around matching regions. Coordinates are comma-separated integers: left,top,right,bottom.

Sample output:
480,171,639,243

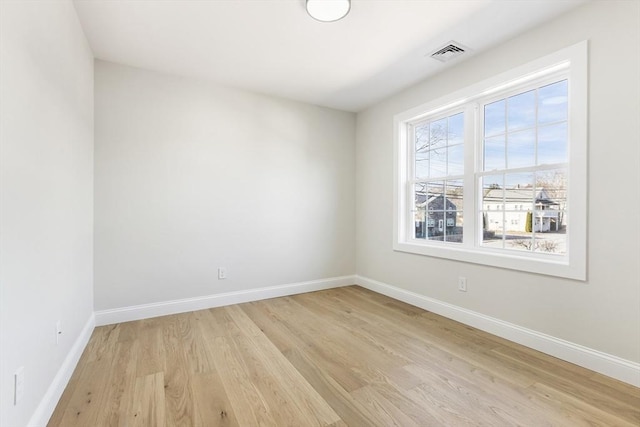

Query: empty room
1,0,639,425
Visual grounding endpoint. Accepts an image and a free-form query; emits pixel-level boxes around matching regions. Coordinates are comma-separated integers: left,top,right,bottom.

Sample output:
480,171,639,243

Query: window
412,111,464,242
394,42,587,280
480,79,568,254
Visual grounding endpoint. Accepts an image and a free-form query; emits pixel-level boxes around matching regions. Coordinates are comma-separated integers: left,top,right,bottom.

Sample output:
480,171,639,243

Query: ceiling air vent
430,41,470,62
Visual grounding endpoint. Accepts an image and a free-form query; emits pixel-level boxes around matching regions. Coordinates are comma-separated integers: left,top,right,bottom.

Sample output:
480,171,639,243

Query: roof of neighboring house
415,193,463,209
483,187,558,206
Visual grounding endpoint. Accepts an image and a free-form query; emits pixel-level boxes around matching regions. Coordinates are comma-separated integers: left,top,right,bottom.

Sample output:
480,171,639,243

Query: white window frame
393,41,587,280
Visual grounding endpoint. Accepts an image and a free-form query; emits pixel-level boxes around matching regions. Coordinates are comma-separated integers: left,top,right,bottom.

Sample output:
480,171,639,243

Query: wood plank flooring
49,286,640,426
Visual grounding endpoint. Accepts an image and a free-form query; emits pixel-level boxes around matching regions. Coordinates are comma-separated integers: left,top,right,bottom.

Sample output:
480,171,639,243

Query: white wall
356,0,640,363
2,2,637,424
94,61,355,311
0,2,94,426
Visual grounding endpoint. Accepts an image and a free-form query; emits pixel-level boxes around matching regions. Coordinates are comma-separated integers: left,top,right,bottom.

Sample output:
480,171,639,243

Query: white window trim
393,41,587,280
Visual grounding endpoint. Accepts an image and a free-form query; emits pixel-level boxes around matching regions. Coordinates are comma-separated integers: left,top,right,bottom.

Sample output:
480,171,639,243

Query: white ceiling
73,0,585,112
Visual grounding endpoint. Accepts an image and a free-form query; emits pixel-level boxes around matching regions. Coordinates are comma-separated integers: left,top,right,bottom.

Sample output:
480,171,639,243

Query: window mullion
463,104,477,249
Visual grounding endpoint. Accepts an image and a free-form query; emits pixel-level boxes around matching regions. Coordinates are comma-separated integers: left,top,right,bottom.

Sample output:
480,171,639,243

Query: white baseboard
355,275,640,388
32,272,637,427
95,275,356,326
28,313,96,427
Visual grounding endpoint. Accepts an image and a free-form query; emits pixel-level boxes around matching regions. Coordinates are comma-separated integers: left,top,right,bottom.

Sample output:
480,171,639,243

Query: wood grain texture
50,286,640,426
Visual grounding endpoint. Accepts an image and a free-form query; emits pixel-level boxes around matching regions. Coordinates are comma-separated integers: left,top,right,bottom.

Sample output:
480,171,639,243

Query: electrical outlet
458,276,467,292
14,367,24,405
218,267,227,280
56,320,62,345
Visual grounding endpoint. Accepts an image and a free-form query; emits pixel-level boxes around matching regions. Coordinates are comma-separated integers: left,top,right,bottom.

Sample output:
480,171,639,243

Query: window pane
504,172,533,190
415,151,429,179
485,100,505,137
533,233,566,254
533,169,567,254
508,90,536,131
538,80,568,124
482,175,504,208
481,189,505,249
429,148,446,177
498,173,534,246
430,118,447,150
535,169,567,209
427,181,444,212
428,211,445,241
415,123,429,179
484,136,505,171
507,129,535,168
507,236,535,252
445,180,464,210
415,112,465,181
414,183,427,239
504,172,534,214
481,174,504,247
448,144,464,176
449,112,464,145
424,181,444,241
415,123,430,152
538,123,567,165
444,180,463,243
482,214,505,248
447,210,464,243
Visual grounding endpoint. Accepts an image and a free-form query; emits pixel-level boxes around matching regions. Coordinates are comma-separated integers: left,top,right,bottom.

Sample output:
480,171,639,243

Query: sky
414,79,568,195
415,79,568,182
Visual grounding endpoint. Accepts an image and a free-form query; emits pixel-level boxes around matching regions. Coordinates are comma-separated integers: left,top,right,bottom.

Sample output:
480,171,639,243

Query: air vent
430,41,470,62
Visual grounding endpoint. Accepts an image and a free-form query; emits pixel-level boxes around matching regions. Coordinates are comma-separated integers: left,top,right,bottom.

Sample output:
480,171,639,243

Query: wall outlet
14,367,24,405
56,320,62,345
458,276,467,292
218,267,227,280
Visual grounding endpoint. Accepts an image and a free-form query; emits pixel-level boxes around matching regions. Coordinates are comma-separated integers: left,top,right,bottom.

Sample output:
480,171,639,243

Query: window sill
393,241,586,281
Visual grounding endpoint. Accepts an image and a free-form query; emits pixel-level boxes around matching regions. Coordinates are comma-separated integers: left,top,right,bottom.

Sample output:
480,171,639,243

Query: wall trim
355,275,640,387
95,275,356,326
28,313,96,427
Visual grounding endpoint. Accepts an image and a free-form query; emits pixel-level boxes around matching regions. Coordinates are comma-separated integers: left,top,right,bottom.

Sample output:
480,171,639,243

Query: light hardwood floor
49,286,640,426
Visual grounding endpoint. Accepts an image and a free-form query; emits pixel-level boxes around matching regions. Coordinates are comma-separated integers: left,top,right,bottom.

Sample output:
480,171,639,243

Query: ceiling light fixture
306,0,350,22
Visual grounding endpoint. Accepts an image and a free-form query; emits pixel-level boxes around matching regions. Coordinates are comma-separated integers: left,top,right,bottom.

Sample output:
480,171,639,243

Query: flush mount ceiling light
306,0,350,22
